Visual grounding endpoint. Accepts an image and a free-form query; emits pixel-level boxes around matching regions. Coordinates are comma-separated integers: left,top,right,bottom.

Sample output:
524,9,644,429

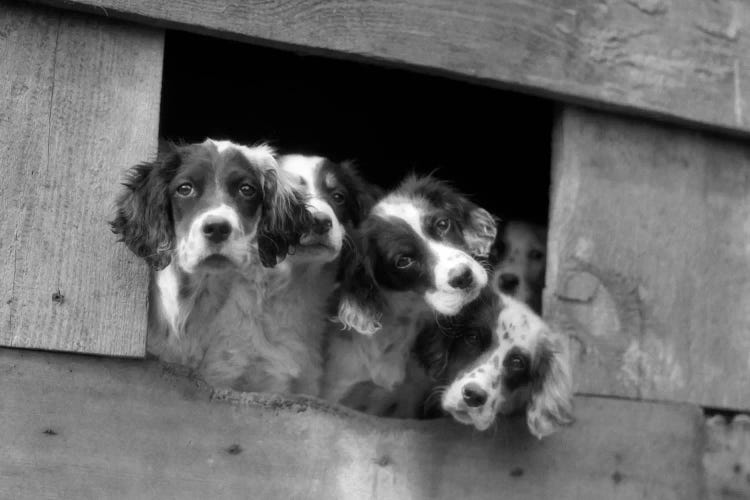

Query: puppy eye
176,183,193,197
239,183,256,198
529,249,544,260
463,331,480,346
331,192,346,205
435,218,451,233
508,355,526,372
395,255,414,269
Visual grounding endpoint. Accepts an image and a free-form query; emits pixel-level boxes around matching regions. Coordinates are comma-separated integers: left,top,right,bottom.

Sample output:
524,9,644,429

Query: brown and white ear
110,147,178,270
257,167,313,267
336,225,386,335
527,332,574,439
464,207,498,258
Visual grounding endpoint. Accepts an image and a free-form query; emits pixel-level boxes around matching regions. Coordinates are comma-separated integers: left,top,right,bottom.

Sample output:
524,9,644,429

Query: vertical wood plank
547,105,750,410
0,0,163,356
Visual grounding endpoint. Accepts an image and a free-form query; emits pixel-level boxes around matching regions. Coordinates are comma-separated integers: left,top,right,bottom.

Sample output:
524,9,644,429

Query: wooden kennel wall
1,0,749,498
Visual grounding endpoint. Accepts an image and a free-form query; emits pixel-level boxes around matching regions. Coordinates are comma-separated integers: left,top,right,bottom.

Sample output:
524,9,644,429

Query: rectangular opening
160,31,553,228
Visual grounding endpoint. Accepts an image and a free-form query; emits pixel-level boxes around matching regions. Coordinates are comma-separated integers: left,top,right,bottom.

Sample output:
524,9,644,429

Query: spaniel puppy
492,220,547,313
416,288,573,438
111,139,311,391
254,154,377,396
323,175,497,404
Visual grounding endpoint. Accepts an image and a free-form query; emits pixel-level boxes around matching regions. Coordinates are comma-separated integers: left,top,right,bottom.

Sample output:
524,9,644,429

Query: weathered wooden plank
546,105,750,410
704,413,750,500
18,0,750,137
0,348,705,500
0,1,163,356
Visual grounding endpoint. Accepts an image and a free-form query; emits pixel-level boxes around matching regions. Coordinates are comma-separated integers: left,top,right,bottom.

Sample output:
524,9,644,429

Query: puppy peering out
111,139,313,392
323,175,497,405
415,287,573,438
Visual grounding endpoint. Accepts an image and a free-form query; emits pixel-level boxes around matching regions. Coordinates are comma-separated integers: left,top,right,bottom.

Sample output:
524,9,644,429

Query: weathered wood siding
547,105,750,410
0,348,706,500
0,0,163,356
21,0,750,137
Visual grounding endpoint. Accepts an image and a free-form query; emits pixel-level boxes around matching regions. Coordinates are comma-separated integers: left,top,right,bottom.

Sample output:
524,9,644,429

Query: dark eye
239,183,256,198
331,192,346,205
529,249,544,261
176,183,193,197
435,218,451,233
463,331,480,346
395,255,414,269
508,355,526,372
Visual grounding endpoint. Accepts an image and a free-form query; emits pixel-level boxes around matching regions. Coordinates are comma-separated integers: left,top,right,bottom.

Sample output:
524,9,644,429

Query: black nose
462,382,488,408
499,273,520,292
202,218,232,244
311,213,333,235
448,266,474,289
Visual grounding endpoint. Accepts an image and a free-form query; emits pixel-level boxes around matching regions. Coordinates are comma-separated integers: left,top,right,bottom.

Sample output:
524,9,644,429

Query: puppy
416,288,573,438
491,220,547,313
111,139,312,392
323,175,497,405
256,154,377,396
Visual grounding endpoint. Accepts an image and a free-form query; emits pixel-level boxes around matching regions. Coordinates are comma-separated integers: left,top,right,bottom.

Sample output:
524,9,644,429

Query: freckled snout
462,382,488,407
202,217,232,244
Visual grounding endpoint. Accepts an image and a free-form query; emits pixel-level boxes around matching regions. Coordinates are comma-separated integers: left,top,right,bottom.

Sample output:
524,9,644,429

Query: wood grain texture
0,0,163,356
0,348,706,500
17,0,750,137
704,413,750,500
546,105,750,410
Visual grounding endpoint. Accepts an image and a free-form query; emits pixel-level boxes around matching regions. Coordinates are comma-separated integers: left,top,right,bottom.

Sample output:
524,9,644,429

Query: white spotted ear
464,207,498,258
526,332,574,439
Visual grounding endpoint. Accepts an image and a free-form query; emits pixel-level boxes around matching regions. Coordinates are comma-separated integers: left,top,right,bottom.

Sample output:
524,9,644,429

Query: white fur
146,141,326,395
325,192,490,405
441,293,573,437
176,203,255,274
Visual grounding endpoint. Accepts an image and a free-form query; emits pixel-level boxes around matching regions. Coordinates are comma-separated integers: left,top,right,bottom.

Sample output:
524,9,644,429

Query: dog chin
444,405,495,431
292,236,341,263
425,286,481,315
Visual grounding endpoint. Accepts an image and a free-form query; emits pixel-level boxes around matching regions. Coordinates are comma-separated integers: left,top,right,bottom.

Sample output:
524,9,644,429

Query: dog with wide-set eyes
111,139,313,392
491,220,547,313
322,175,498,406
415,287,573,438
248,154,378,396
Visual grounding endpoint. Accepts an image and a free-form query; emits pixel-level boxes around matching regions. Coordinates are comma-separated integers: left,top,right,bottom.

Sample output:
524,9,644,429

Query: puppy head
427,292,572,437
337,175,498,335
111,140,311,273
492,221,547,312
278,155,377,264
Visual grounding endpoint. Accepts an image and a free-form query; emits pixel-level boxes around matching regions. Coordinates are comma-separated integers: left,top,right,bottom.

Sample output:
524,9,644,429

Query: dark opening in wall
160,31,553,225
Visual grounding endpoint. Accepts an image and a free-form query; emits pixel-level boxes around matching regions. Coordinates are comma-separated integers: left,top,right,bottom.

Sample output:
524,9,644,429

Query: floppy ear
340,160,381,225
464,206,498,258
110,150,179,270
526,332,574,439
336,225,386,335
257,168,313,267
414,321,451,381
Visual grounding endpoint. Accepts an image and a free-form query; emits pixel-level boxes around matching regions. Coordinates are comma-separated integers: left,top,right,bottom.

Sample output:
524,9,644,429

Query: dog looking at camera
251,154,378,396
492,220,547,313
415,287,573,438
322,175,497,405
111,139,312,391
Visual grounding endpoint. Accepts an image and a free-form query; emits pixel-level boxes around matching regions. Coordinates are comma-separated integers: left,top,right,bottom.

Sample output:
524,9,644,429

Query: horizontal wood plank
18,0,750,137
0,347,705,500
0,0,163,356
704,413,750,500
547,105,750,410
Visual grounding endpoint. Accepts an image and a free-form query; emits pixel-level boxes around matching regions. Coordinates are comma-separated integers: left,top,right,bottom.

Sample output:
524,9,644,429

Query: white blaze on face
441,294,544,431
374,196,487,315
176,202,254,274
278,155,344,262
